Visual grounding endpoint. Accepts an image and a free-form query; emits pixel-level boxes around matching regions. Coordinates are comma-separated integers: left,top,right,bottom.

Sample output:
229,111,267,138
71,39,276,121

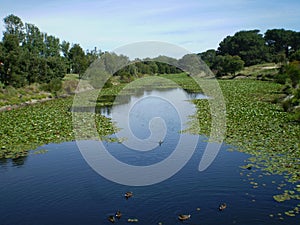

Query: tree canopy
199,29,300,77
0,14,100,88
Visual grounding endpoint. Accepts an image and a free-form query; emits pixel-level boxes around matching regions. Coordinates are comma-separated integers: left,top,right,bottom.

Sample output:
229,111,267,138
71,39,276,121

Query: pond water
0,88,298,225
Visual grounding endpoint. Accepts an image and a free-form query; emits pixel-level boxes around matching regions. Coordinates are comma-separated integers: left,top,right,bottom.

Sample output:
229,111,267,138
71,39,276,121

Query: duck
108,215,115,223
115,210,122,219
219,203,227,211
125,191,133,199
178,214,191,221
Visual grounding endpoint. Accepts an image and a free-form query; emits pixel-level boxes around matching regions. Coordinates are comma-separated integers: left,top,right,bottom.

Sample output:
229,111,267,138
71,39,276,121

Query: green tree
23,23,45,56
44,34,60,57
264,29,299,58
2,34,27,87
69,44,88,77
212,55,244,77
198,49,217,67
61,40,71,73
178,54,210,76
290,50,300,62
3,14,25,44
223,55,244,76
86,47,101,65
101,52,130,75
218,30,270,66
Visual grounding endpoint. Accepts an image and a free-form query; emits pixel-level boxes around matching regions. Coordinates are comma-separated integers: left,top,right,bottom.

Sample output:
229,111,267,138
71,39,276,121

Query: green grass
63,73,80,81
239,63,280,79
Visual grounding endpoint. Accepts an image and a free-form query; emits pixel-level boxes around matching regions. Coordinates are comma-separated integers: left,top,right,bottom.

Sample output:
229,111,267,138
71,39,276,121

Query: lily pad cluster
188,79,299,218
0,96,116,159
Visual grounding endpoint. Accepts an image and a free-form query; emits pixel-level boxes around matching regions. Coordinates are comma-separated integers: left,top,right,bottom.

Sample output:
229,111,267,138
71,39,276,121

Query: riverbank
0,74,94,112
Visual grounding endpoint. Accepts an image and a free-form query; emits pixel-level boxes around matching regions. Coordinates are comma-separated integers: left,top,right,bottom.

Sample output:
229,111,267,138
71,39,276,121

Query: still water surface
0,88,298,224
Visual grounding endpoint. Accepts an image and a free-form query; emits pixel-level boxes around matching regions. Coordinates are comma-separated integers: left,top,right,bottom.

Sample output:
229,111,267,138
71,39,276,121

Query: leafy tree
101,52,130,75
146,61,159,74
198,49,217,67
211,55,244,77
264,29,299,58
274,52,287,65
290,32,300,53
3,14,25,44
44,34,60,57
218,30,270,66
69,44,88,77
60,40,70,58
86,47,101,65
223,55,244,76
290,50,300,62
45,56,67,82
1,34,27,87
60,40,71,73
23,23,45,56
178,54,210,76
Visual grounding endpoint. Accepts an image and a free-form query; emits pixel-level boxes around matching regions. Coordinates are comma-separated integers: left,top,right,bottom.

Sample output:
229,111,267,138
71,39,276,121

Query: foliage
274,61,300,121
265,29,300,58
69,44,88,77
0,96,115,159
290,50,300,61
185,78,300,215
200,29,300,71
0,14,99,88
217,30,271,66
115,60,182,78
213,55,244,77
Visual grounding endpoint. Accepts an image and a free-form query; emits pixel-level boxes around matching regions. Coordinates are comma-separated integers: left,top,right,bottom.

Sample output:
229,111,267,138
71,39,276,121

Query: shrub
62,79,79,94
40,78,62,96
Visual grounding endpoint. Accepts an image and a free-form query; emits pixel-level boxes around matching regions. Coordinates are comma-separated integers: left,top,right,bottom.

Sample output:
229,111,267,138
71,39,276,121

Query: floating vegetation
184,79,300,217
32,149,48,155
0,96,116,159
127,218,139,223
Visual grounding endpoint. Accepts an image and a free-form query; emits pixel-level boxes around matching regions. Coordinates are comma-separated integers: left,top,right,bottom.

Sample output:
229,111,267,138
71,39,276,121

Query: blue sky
0,0,299,53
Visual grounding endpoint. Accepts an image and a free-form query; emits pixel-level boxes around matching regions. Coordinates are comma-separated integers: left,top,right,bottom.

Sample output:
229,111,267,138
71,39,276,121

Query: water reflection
70,87,208,118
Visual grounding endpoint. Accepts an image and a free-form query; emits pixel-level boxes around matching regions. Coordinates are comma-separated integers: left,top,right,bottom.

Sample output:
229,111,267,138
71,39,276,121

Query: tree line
199,29,300,76
0,15,186,89
0,14,101,88
1,14,299,89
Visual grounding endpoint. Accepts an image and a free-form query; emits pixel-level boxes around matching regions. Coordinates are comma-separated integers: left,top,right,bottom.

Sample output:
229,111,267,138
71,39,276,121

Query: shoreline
0,94,72,112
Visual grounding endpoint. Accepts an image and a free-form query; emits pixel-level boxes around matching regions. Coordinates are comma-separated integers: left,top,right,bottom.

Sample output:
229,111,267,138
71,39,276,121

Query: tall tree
198,49,217,67
61,40,71,73
23,23,45,56
44,34,60,57
3,14,25,44
69,44,88,77
218,30,270,66
2,34,27,87
264,29,300,58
